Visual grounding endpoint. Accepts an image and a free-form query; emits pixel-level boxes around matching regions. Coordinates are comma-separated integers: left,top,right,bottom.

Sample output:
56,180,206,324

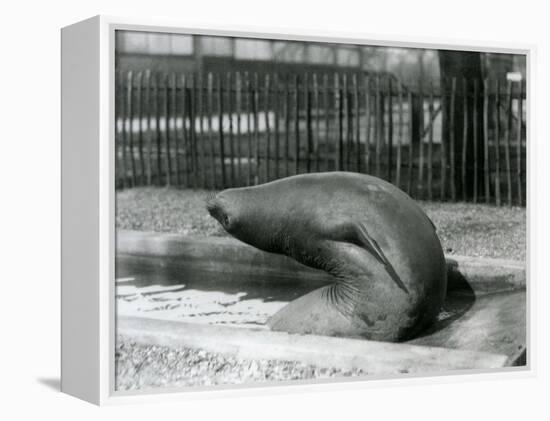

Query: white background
1,0,548,419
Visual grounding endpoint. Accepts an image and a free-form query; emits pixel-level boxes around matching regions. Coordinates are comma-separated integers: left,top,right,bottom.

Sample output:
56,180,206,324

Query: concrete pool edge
116,230,526,292
117,315,509,374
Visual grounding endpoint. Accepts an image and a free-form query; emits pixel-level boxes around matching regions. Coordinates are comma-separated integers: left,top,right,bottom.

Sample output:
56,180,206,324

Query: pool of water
115,254,474,329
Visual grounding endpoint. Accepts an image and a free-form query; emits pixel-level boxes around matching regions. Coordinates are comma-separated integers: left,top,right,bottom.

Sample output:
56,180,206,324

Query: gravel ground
115,336,366,391
116,187,526,260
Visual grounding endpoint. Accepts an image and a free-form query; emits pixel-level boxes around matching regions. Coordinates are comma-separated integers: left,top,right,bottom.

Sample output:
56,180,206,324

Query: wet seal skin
206,172,447,342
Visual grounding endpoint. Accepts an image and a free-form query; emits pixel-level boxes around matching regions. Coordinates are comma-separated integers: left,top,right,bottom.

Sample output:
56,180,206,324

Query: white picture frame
61,15,533,405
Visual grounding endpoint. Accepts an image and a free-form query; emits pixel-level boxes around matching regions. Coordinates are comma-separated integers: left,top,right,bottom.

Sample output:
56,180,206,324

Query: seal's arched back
206,172,447,342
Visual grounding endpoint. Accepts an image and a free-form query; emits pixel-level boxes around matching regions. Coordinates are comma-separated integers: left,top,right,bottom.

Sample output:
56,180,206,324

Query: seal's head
205,188,277,251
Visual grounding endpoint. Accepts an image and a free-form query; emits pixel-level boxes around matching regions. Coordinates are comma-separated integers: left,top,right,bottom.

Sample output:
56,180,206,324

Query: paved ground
116,187,526,260
115,336,366,391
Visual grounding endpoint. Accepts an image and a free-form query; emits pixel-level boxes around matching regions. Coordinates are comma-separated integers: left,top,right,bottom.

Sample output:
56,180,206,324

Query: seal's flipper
338,222,409,295
267,285,368,339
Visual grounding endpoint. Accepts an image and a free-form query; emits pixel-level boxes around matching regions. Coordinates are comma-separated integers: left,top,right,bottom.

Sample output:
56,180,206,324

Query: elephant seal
206,172,447,342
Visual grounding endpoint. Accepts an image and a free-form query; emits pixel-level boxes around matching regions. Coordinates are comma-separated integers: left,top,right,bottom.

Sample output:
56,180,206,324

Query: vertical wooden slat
246,72,253,186
395,80,403,188
473,79,479,203
227,72,235,187
462,78,468,202
427,81,434,201
235,72,243,185
144,70,152,186
182,74,190,187
494,79,501,206
274,73,280,179
343,74,350,171
189,74,198,189
284,75,290,177
449,77,457,201
353,74,360,172
264,74,271,182
483,78,490,204
375,75,382,178
162,74,171,187
197,74,206,189
170,73,180,186
517,82,523,206
407,91,413,195
253,73,260,184
335,74,342,171
304,73,312,173
504,80,513,206
323,74,330,171
417,83,424,198
313,73,321,172
117,70,127,188
155,72,163,186
207,73,216,189
127,70,137,186
136,71,145,186
294,74,300,175
364,75,371,174
387,77,394,182
440,79,447,201
217,74,227,188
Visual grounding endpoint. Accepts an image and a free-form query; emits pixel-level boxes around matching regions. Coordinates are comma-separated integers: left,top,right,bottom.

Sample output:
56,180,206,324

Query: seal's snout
205,192,218,216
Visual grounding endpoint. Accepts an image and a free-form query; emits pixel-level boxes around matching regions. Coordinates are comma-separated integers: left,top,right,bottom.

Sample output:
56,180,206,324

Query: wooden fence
115,70,527,206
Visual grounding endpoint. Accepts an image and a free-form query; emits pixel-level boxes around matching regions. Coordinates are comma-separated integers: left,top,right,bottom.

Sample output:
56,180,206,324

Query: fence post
162,74,171,187
284,74,290,177
343,74,350,171
353,74,360,173
117,70,127,189
207,73,216,189
396,80,403,188
235,72,243,185
387,77,393,182
217,74,227,188
323,74,330,171
334,74,342,171
294,74,300,175
264,73,271,181
449,77,457,201
407,90,413,195
494,79,501,206
504,80,513,206
274,73,280,179
197,74,206,189
227,72,235,187
313,73,321,172
364,75,371,175
189,74,199,189
303,73,311,173
246,72,253,186
440,79,447,201
517,82,523,206
483,78,490,204
136,71,145,186
427,81,434,201
253,73,260,184
170,73,180,186
375,75,382,178
144,70,152,186
179,74,189,188
127,70,137,187
417,82,424,199
462,78,468,202
473,79,479,203
154,72,163,186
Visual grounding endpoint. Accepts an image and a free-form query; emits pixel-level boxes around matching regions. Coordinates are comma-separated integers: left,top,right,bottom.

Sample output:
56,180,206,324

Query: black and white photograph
113,29,527,392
